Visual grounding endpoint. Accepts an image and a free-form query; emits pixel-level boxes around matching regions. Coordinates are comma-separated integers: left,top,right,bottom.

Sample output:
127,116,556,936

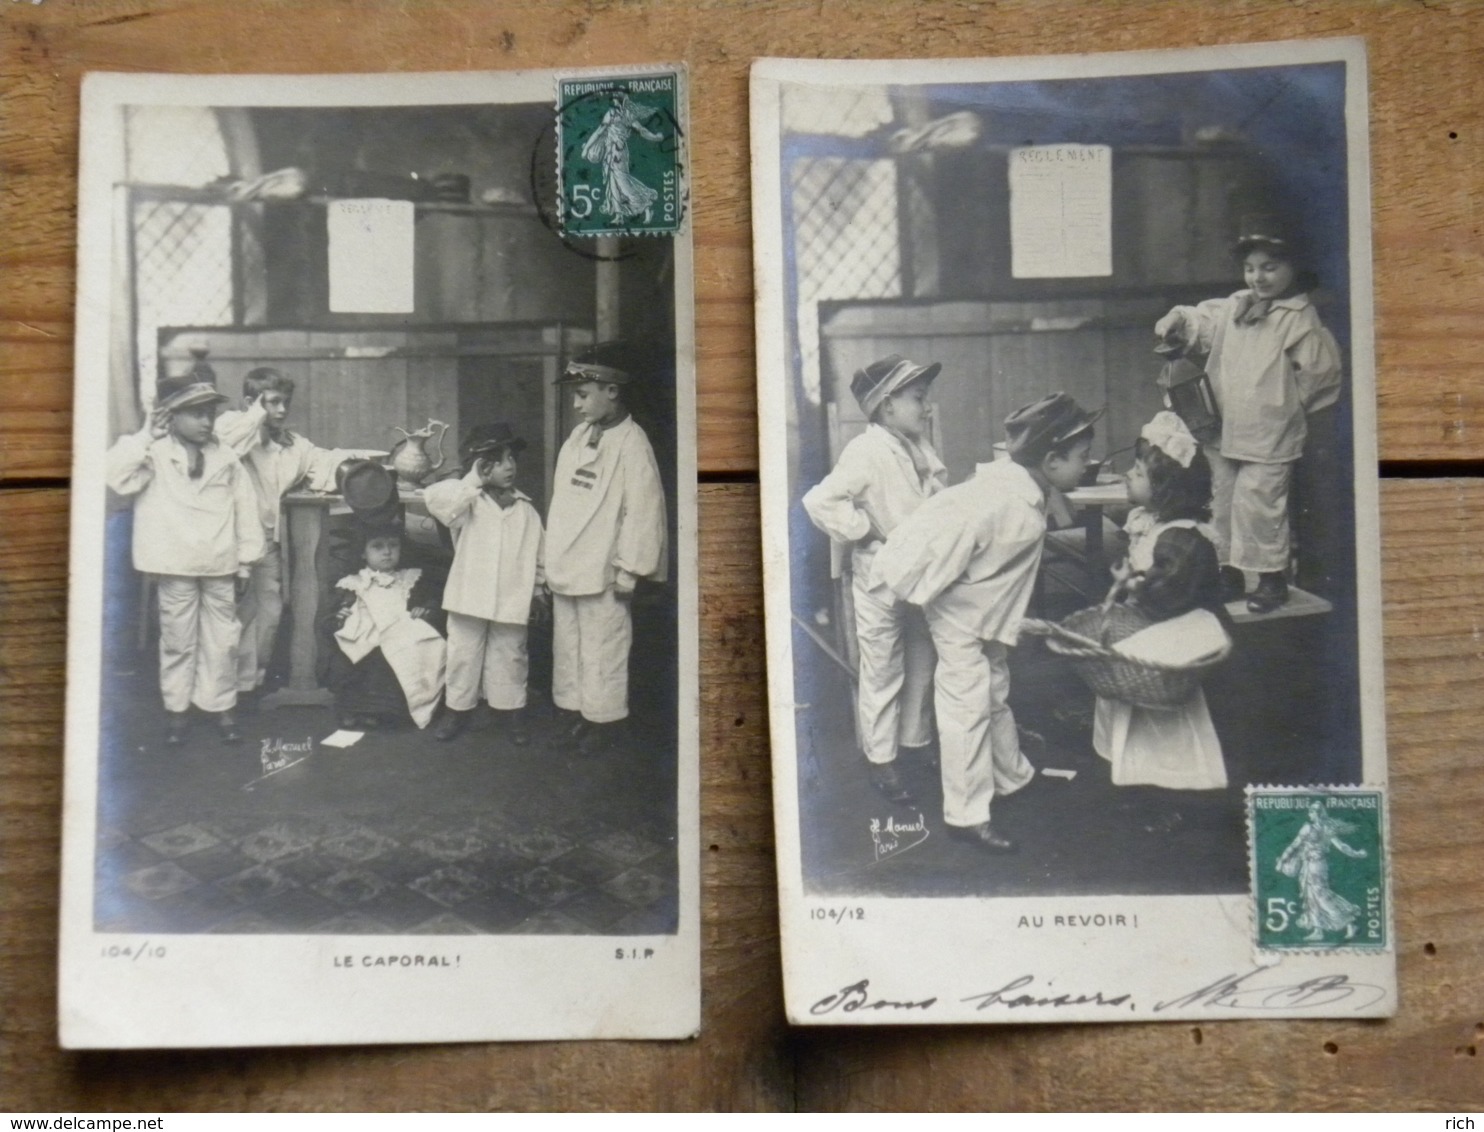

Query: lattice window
125,106,242,409
788,157,901,403
132,199,236,399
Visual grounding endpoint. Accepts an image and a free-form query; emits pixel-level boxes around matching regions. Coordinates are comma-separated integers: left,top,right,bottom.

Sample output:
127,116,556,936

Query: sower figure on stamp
802,355,947,805
544,345,668,757
875,393,1100,853
105,369,264,745
215,367,348,705
1276,802,1368,942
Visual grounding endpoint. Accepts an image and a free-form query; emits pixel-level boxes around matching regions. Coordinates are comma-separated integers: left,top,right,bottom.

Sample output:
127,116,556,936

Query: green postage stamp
556,72,685,238
1248,786,1389,954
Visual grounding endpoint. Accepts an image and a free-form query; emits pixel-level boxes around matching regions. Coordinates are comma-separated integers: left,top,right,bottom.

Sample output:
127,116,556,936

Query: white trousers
852,558,935,764
236,540,283,692
1209,452,1294,574
925,609,1034,828
445,612,528,711
157,574,240,713
552,589,631,723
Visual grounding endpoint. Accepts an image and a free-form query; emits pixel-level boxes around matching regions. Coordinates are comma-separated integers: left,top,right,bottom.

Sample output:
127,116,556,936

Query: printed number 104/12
811,907,865,923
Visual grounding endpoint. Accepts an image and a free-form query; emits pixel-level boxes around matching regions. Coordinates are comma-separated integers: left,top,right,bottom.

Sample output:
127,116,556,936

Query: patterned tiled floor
95,685,679,936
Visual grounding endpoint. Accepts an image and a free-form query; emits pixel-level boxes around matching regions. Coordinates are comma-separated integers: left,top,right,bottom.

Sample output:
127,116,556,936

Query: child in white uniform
1154,215,1341,613
424,423,546,743
325,523,446,730
877,392,1101,853
545,347,667,756
216,367,348,701
105,371,264,744
1093,412,1228,790
802,354,947,804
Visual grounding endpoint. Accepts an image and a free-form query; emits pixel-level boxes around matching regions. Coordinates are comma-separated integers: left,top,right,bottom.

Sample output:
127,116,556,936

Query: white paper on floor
1041,767,1077,780
320,730,365,749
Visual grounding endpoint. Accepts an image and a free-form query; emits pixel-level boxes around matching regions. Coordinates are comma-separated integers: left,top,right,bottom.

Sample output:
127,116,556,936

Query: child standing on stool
877,392,1101,853
1094,412,1229,790
545,346,667,756
1154,214,1341,613
323,522,446,730
105,371,264,744
424,423,545,743
802,354,947,805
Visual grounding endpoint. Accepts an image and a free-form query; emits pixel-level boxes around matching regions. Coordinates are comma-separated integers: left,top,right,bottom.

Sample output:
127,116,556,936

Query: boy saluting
545,344,668,756
106,368,264,744
215,368,347,703
875,392,1100,853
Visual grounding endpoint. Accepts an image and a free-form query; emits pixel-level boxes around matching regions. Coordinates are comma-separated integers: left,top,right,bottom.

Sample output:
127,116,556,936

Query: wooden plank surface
3,0,1483,1113
2,481,1482,1110
2,0,1484,478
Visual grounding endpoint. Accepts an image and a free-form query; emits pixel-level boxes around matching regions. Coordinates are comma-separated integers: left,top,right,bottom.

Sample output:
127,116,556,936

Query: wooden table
4,0,1483,1113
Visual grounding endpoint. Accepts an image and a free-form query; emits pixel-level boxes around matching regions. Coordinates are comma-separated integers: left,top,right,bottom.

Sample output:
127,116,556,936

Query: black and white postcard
752,39,1394,1024
62,67,697,1046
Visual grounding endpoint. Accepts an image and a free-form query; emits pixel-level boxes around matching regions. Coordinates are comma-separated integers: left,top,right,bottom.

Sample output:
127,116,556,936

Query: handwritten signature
1152,967,1388,1013
870,814,929,864
961,974,1132,1011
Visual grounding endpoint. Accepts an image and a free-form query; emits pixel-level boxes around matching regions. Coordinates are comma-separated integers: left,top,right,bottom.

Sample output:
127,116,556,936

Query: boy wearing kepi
215,367,347,703
424,423,546,743
545,345,668,756
802,354,947,805
106,370,265,744
875,392,1099,853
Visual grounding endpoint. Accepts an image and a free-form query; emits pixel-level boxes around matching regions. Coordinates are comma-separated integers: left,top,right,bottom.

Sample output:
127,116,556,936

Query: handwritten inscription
961,974,1133,1011
1152,967,1388,1013
809,979,937,1016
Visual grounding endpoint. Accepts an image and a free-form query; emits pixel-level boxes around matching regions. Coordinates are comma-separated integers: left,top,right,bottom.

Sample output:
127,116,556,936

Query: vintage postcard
752,39,1394,1024
61,66,697,1047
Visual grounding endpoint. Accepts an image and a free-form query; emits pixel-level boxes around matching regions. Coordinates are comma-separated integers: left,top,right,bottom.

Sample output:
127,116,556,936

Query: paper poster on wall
1009,144,1112,278
327,199,415,313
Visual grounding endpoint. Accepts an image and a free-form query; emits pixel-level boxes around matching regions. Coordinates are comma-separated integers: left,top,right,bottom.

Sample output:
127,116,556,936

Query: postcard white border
61,66,699,1048
752,38,1393,1025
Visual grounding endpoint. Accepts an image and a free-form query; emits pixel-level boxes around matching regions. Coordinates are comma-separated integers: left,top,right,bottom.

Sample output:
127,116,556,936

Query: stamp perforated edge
553,66,689,239
1245,783,1393,958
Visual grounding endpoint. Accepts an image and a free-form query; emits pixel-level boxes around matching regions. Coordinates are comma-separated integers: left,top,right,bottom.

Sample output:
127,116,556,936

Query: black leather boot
1246,571,1289,614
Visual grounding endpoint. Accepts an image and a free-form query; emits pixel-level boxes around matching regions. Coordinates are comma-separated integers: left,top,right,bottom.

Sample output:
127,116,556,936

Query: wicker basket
1022,603,1230,710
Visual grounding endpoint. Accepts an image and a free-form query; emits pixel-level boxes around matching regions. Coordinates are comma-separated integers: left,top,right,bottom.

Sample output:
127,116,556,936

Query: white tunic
874,459,1047,646
105,430,264,577
545,416,667,596
424,471,544,625
802,424,947,577
1166,291,1341,464
215,402,348,542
